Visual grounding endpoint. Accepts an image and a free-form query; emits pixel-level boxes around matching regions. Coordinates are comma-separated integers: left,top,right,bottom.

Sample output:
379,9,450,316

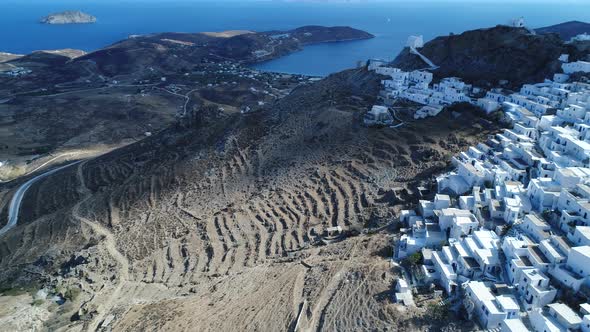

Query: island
40,10,96,25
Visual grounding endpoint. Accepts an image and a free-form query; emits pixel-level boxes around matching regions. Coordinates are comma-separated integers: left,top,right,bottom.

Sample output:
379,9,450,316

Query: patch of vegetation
402,252,423,268
63,287,81,301
542,209,553,222
501,224,512,236
0,284,38,297
32,299,45,306
425,302,451,321
373,245,393,258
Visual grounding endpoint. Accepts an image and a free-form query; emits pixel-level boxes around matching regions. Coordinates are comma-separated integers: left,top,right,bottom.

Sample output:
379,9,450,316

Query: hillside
0,66,500,330
76,26,373,76
536,20,590,40
0,26,372,183
391,25,579,89
0,21,573,331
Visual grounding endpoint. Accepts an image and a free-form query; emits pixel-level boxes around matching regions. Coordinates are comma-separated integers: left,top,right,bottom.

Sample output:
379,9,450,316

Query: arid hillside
0,67,500,331
392,25,587,89
536,20,590,40
0,26,372,183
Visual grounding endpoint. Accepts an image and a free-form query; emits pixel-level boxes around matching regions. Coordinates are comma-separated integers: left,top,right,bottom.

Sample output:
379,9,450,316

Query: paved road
0,161,81,237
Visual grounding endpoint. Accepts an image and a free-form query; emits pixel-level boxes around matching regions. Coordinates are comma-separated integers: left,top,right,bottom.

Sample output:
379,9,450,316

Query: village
366,29,590,331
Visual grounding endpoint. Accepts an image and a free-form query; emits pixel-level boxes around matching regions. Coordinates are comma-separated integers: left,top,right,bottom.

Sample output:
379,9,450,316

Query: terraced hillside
0,68,500,330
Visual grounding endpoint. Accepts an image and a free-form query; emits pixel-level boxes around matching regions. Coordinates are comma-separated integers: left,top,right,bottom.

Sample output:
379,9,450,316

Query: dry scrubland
0,69,500,331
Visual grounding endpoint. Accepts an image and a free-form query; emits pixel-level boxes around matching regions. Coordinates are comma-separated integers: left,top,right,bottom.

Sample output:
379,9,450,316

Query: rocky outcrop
40,11,96,25
391,25,569,89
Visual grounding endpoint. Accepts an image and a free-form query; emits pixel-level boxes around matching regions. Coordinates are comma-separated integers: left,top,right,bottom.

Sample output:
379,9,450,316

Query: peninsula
40,11,96,25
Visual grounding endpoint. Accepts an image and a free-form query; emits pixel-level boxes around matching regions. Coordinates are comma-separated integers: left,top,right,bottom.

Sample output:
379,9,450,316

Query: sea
1,0,590,77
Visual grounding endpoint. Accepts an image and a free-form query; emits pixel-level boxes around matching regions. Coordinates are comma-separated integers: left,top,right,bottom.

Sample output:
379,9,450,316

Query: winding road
0,161,81,237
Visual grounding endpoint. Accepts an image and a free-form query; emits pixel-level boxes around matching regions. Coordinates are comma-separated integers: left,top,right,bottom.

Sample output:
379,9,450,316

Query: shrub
403,252,423,267
64,287,81,301
31,299,44,306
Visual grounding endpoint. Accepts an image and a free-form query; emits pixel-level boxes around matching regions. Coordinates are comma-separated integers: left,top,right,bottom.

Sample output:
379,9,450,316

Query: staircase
409,46,439,70
484,327,501,332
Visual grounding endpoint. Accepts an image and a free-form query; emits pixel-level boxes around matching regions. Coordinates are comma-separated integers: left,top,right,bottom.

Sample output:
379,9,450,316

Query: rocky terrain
536,20,590,41
392,25,589,89
0,65,500,331
0,26,371,182
0,23,570,331
41,11,97,25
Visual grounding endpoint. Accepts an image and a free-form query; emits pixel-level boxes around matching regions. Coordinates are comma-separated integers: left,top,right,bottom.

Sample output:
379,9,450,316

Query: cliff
40,11,96,24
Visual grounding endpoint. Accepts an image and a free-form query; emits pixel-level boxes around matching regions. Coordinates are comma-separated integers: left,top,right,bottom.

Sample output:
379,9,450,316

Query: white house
530,303,582,332
395,278,415,306
527,178,561,212
569,226,590,247
364,105,394,126
397,221,446,258
516,268,557,311
563,61,590,74
550,245,590,291
431,246,459,294
571,33,590,43
477,98,501,114
559,54,570,63
521,214,552,243
465,281,520,329
462,231,501,276
501,318,529,332
438,208,479,239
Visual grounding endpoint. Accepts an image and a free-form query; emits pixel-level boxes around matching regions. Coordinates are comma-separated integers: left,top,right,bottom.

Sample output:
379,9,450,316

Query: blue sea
1,0,590,76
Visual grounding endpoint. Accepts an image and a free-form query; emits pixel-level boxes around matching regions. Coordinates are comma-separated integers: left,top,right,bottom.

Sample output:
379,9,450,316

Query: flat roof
496,295,520,311
576,226,590,240
467,281,495,301
548,303,583,325
571,246,590,258
580,303,590,315
502,319,528,332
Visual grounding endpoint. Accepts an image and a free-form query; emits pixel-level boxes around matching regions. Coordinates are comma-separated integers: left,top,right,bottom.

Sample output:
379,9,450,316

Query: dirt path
72,161,130,331
300,240,360,331
156,87,200,117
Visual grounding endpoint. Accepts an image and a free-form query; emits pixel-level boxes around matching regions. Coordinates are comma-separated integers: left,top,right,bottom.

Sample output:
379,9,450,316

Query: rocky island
40,10,96,25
